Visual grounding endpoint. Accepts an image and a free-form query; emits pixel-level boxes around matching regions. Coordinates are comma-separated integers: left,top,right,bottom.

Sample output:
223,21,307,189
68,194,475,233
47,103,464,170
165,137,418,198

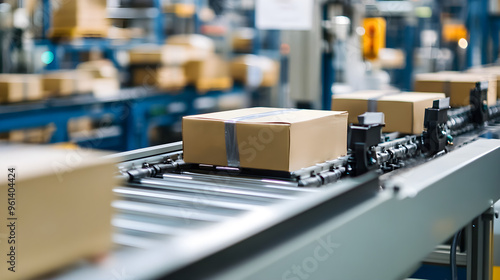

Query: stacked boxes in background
42,70,94,97
184,54,233,92
129,44,189,91
167,34,233,92
76,60,121,97
50,0,109,38
0,146,116,280
230,55,280,88
0,124,55,144
0,74,43,103
183,107,348,171
414,72,497,107
332,91,445,134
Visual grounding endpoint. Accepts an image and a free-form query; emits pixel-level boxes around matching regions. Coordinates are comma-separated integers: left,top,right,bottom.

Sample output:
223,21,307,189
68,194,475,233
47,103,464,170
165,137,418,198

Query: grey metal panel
283,0,323,107
208,139,500,280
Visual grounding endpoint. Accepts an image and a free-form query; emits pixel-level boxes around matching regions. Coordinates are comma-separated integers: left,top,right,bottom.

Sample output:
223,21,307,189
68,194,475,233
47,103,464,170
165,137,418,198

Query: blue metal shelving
0,86,244,151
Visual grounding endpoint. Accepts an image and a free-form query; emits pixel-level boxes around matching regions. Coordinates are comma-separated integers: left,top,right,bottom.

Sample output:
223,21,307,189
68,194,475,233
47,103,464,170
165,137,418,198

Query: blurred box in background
184,54,232,92
0,145,117,280
77,60,120,98
129,45,189,66
42,70,94,97
414,72,497,107
468,66,500,99
166,34,215,61
332,91,445,134
133,66,187,90
50,0,109,38
0,74,43,103
230,55,280,88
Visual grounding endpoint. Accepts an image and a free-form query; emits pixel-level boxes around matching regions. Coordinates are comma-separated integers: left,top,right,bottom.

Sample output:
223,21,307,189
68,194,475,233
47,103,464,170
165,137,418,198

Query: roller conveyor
50,95,500,280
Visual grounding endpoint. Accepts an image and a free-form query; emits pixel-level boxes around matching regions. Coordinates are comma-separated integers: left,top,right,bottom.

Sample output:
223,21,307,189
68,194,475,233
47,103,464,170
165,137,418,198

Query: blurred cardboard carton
0,145,116,280
166,34,215,61
414,72,497,107
129,45,189,66
332,91,445,134
133,66,187,91
184,54,232,92
42,70,94,96
50,0,108,38
0,74,43,103
230,55,280,87
183,107,348,171
468,66,500,99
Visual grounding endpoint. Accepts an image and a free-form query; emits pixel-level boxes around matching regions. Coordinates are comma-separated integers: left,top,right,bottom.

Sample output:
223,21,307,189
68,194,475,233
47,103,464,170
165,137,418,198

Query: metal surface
193,139,500,280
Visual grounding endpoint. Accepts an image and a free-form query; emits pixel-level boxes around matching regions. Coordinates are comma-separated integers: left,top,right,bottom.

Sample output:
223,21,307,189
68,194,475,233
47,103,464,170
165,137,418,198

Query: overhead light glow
356,26,365,36
458,38,468,49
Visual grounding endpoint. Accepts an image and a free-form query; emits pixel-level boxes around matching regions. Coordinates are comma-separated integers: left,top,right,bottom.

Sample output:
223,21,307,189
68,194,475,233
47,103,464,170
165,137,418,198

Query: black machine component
470,81,489,125
347,112,384,177
423,98,451,155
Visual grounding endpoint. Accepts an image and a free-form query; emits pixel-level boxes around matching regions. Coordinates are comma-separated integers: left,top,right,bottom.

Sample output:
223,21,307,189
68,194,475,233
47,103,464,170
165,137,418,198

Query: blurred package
50,0,109,38
230,55,280,87
183,107,348,171
332,91,445,134
68,117,94,135
0,74,43,103
184,54,232,92
468,66,500,98
107,26,144,40
6,125,55,144
166,34,215,61
331,90,399,124
133,66,187,90
414,72,497,107
232,28,255,53
77,60,120,97
129,45,189,66
378,48,405,69
0,145,117,280
42,70,94,96
163,3,196,18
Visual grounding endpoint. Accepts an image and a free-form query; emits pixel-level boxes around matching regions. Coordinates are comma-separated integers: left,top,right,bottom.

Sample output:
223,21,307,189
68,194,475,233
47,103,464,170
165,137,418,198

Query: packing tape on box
367,92,401,112
224,108,299,167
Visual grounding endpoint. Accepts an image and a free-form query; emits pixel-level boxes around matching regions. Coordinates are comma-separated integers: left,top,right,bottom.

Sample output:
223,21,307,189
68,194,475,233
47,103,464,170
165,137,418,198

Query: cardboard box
166,34,215,61
230,55,280,87
183,107,348,172
51,0,108,31
468,66,500,99
133,66,187,90
332,90,399,124
184,54,232,92
0,145,116,280
163,3,196,17
414,72,497,107
332,91,445,134
42,70,94,96
7,125,55,144
129,45,189,66
68,117,94,134
76,60,121,97
0,74,43,103
232,28,254,52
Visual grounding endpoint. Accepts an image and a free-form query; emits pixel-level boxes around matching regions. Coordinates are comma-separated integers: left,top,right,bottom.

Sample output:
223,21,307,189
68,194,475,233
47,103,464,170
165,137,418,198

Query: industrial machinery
45,85,500,280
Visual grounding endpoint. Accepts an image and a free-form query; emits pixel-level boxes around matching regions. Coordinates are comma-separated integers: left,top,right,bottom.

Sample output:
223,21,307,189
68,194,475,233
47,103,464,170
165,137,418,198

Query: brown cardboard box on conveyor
183,107,348,172
332,91,445,134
